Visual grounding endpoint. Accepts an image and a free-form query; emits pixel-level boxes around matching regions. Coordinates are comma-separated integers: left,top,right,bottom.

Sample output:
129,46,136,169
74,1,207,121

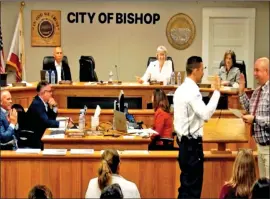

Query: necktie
251,87,262,136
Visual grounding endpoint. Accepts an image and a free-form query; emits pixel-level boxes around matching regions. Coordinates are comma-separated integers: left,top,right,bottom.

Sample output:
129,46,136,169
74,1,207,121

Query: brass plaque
31,10,61,47
166,13,196,50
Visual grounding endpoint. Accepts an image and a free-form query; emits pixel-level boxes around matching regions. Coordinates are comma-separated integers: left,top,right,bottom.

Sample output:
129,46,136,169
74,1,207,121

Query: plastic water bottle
79,109,85,130
177,72,181,86
51,71,56,84
109,71,113,82
171,72,175,85
45,70,50,83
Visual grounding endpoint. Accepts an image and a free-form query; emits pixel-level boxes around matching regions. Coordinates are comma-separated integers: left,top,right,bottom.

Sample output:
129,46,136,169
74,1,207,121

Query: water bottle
45,70,50,83
79,109,85,130
177,72,181,86
170,72,175,85
109,71,113,82
51,71,56,84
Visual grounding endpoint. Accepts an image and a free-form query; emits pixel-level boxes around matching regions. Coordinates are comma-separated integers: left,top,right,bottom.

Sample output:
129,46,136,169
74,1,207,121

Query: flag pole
20,1,26,81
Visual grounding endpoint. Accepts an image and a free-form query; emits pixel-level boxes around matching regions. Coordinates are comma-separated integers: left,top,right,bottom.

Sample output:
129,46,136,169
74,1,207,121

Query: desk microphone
115,65,119,82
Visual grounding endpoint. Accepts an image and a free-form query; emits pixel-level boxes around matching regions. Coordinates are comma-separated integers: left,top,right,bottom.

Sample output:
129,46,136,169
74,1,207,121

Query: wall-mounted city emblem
166,13,196,50
31,10,61,46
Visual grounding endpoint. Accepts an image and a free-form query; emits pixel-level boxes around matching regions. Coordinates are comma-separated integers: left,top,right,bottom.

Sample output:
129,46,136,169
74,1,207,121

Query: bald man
0,90,18,150
43,47,72,83
239,57,269,178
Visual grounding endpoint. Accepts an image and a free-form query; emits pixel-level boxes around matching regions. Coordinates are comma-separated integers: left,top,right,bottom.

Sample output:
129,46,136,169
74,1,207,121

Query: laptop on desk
114,110,128,133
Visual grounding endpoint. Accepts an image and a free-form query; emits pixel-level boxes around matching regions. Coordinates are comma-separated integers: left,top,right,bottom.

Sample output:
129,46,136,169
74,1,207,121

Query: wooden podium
203,118,249,154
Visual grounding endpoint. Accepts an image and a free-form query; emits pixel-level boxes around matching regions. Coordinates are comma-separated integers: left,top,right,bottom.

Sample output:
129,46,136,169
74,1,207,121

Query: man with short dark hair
27,80,72,149
174,56,221,198
28,184,53,199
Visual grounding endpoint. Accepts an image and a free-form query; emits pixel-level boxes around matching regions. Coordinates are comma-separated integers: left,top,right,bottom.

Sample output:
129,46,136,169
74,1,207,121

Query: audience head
223,50,236,68
36,80,52,103
186,56,204,83
28,184,53,199
254,57,269,86
152,89,170,113
53,47,63,64
1,90,13,111
251,177,270,199
226,148,256,197
156,45,168,62
98,149,120,190
100,183,123,199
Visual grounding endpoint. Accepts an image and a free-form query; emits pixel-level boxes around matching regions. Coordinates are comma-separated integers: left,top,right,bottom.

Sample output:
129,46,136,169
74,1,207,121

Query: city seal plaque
166,13,196,50
31,10,61,46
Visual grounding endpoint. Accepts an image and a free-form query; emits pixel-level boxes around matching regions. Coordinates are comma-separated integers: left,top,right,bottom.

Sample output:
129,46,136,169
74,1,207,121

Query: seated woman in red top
219,149,256,199
148,89,173,150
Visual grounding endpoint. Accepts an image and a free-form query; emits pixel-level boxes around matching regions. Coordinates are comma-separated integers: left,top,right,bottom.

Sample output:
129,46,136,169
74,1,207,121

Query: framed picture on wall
31,10,61,47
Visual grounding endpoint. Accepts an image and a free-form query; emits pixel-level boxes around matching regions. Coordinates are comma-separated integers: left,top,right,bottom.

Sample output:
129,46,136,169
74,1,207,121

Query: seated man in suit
43,47,72,83
0,90,18,150
26,81,73,149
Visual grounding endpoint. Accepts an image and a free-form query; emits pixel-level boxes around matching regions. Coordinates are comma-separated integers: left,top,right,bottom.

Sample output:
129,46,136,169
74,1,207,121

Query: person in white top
173,56,221,198
136,45,173,83
85,149,140,199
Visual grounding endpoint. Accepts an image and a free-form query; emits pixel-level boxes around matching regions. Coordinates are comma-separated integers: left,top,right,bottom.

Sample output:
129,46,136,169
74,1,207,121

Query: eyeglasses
43,90,52,93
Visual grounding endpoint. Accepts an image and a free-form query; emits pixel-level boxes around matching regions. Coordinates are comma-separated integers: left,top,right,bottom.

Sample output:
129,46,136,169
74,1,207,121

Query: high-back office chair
147,56,175,72
11,104,34,148
42,56,69,70
220,60,247,87
149,133,178,150
79,56,98,82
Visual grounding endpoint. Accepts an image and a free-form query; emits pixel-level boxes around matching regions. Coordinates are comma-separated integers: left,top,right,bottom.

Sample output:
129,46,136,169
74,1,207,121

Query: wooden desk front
4,82,252,109
42,129,151,150
0,151,258,199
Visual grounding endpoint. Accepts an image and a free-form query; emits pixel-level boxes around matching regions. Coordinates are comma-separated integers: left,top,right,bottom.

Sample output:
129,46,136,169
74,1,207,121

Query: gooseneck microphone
115,65,119,82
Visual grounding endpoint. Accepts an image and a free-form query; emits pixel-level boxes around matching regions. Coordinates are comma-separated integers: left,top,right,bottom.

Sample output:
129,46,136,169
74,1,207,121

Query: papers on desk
42,149,67,155
229,108,243,118
16,149,41,154
43,134,65,139
70,149,94,154
127,128,158,135
123,135,135,139
48,128,66,131
56,117,69,121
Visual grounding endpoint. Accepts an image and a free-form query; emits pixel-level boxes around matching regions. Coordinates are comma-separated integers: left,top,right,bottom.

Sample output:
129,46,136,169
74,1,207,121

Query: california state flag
7,9,25,82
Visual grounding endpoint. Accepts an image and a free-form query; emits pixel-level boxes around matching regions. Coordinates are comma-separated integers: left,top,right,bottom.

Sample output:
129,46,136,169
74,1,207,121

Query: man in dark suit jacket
0,90,18,150
43,47,72,82
26,81,73,149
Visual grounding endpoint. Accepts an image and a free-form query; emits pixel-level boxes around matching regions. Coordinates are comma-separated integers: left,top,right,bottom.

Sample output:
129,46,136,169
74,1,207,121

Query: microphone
115,65,119,82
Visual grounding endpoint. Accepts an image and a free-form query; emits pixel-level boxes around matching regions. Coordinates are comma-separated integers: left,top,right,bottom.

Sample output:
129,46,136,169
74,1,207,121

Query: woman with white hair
137,46,173,84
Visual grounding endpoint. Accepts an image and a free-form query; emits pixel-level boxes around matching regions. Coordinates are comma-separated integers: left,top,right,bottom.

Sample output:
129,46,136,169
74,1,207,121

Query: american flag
0,22,5,73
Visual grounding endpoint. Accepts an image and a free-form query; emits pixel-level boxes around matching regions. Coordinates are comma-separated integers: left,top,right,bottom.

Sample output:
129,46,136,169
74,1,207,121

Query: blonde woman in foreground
219,149,256,199
85,149,140,198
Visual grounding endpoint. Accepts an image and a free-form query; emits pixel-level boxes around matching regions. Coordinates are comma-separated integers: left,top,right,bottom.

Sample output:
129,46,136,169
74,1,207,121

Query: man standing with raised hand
239,57,269,178
174,56,221,198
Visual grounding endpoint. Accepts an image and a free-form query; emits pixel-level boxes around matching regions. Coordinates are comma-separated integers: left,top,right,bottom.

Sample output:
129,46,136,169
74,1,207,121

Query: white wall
1,1,269,87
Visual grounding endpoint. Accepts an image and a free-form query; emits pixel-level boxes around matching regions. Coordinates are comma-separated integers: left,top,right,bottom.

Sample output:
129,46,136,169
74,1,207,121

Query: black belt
258,141,270,146
181,136,202,143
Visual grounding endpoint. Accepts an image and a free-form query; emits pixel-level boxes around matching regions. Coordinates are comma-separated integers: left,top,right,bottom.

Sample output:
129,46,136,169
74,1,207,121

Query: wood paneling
0,151,259,199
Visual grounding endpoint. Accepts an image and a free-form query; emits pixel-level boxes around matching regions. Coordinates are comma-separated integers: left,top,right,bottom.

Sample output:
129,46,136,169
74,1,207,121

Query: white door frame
202,7,256,88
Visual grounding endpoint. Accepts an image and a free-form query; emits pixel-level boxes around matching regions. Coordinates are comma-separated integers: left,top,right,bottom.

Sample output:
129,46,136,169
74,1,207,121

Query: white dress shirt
85,174,141,198
173,77,220,140
55,60,62,82
141,60,173,82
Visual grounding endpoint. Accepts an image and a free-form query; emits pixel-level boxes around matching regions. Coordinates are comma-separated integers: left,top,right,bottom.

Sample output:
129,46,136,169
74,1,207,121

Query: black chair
11,104,34,148
147,56,175,72
149,133,177,151
42,56,69,70
79,56,98,82
220,60,247,87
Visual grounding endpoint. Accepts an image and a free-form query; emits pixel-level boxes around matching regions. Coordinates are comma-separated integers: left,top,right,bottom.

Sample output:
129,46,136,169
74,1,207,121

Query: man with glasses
27,80,73,149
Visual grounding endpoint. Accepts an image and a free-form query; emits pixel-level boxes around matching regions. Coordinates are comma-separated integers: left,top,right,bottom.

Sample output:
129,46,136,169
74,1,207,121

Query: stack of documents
42,149,67,155
16,149,41,154
70,149,94,154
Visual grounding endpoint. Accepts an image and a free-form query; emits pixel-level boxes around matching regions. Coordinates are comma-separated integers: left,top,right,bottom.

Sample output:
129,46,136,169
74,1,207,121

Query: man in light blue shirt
0,90,18,150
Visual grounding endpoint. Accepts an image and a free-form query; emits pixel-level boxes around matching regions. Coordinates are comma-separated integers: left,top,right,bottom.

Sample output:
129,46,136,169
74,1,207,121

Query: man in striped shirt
239,57,269,178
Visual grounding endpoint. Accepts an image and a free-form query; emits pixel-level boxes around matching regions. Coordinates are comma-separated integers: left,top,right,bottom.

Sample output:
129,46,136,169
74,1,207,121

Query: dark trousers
177,136,204,199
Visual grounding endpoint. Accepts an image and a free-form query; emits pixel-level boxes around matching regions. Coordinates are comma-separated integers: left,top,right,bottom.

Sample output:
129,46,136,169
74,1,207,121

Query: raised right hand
9,108,18,125
214,76,221,91
239,73,245,94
